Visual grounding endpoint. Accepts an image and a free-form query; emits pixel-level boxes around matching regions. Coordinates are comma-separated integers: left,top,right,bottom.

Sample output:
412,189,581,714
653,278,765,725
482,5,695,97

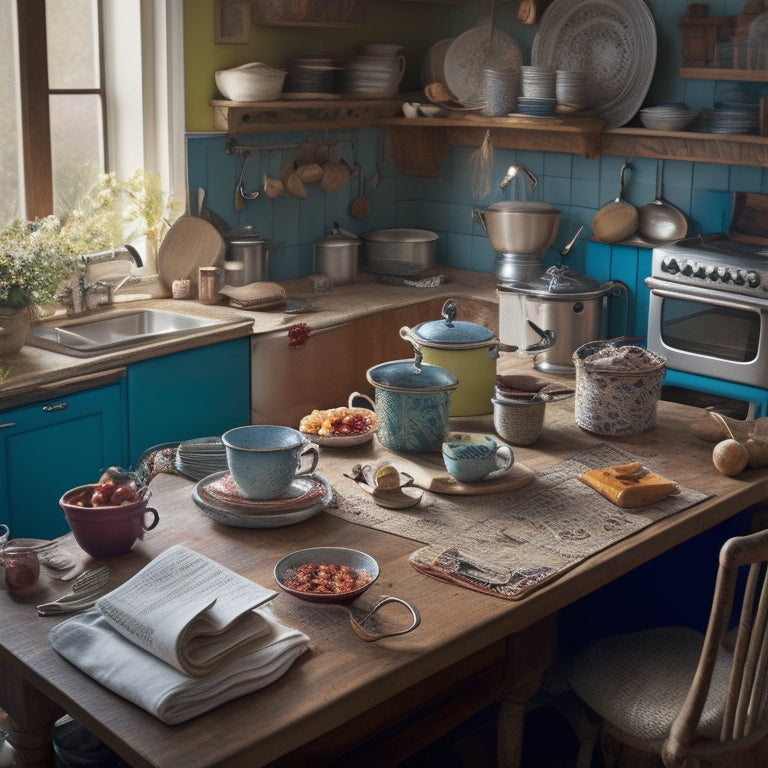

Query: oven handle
645,277,768,313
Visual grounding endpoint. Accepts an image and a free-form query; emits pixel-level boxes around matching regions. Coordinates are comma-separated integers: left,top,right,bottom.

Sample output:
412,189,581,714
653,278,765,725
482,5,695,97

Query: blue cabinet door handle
42,403,68,412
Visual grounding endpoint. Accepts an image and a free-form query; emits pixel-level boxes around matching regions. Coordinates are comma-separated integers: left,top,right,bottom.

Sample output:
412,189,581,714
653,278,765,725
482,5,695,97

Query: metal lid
366,358,458,392
487,201,557,213
499,265,622,299
314,226,360,247
362,228,439,243
409,299,496,349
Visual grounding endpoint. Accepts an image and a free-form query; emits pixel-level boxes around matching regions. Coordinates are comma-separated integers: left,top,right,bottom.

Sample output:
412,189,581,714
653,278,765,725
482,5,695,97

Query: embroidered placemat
328,443,711,601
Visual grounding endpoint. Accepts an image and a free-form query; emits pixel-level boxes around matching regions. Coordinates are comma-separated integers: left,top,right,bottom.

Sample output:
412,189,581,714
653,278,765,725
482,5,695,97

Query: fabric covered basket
573,341,666,436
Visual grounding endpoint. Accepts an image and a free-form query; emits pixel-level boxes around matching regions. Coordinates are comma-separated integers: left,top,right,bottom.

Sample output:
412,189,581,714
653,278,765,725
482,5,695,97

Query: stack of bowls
639,103,697,131
520,66,556,99
283,54,342,100
555,70,588,110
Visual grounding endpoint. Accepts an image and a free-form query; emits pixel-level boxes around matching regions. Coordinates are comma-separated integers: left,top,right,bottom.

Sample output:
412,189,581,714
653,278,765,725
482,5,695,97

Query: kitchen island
1,387,766,768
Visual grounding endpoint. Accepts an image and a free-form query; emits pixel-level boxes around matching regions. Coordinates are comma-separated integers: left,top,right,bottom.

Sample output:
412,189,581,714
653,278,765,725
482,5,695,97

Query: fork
36,566,111,615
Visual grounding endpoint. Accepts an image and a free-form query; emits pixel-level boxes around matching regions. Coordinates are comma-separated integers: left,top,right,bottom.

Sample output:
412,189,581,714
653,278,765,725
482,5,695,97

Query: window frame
14,0,185,224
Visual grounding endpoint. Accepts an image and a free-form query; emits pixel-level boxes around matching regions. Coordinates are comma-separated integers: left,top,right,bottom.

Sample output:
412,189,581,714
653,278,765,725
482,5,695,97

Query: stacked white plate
520,66,556,99
555,70,588,109
345,56,403,98
699,104,760,135
174,436,229,481
639,103,697,131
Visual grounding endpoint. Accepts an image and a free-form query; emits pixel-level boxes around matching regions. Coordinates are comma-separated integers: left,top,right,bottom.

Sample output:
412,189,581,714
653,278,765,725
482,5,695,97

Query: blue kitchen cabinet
126,337,250,465
0,380,127,539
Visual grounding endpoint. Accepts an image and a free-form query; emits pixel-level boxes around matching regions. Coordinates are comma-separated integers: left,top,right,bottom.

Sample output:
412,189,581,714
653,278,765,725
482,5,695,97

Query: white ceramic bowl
215,62,287,102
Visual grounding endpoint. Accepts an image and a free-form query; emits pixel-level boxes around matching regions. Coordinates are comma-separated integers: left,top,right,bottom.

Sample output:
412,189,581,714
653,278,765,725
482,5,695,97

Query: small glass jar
198,266,223,304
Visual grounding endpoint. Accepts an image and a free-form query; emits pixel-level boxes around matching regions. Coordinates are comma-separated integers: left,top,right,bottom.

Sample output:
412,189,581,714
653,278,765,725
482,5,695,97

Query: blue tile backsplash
186,0,768,289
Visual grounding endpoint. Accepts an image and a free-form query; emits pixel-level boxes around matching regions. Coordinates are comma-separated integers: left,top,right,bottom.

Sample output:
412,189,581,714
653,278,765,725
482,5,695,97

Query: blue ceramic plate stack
516,97,557,116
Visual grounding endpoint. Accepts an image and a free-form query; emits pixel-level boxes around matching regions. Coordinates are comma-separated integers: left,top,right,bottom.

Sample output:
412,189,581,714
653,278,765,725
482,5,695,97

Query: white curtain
103,0,186,203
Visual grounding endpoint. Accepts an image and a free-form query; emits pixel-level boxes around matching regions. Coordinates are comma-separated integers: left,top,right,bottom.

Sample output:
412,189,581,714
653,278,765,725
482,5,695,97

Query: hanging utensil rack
225,136,355,157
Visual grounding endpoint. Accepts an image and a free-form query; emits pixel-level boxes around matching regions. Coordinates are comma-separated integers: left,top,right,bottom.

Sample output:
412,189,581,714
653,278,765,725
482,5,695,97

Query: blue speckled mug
222,425,319,500
442,432,514,482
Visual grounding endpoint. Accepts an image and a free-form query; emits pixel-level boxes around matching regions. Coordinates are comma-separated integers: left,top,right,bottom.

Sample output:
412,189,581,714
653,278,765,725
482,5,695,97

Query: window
0,0,185,231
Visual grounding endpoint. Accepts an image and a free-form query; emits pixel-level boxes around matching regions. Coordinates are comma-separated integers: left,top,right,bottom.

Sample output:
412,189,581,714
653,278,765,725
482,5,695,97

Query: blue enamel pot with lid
399,299,499,416
366,356,458,452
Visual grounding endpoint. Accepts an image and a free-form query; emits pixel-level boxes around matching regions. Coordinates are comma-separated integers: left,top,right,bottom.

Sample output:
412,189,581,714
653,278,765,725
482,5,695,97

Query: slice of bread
579,462,680,508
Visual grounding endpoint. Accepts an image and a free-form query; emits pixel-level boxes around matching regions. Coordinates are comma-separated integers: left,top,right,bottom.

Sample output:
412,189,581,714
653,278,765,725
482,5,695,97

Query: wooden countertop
0,268,499,409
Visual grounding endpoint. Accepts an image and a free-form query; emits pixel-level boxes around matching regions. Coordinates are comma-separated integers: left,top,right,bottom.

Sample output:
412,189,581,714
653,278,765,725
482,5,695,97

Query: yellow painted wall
183,0,470,132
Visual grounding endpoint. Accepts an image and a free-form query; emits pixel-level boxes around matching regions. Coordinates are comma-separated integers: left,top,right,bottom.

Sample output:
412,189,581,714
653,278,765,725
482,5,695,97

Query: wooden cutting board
388,450,535,495
157,216,226,292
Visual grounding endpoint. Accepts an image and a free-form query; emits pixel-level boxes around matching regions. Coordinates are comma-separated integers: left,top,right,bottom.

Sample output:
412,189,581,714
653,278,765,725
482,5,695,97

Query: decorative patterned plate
192,471,333,528
302,430,377,448
444,26,522,104
531,0,656,129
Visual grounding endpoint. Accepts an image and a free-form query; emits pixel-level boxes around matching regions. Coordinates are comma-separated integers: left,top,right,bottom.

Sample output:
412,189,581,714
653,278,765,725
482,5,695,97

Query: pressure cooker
498,265,628,374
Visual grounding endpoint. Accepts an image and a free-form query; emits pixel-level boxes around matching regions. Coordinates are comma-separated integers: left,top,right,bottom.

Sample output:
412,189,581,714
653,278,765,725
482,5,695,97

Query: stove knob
731,269,746,286
662,257,680,274
746,270,761,288
681,260,695,276
719,267,732,283
692,263,707,279
705,264,719,281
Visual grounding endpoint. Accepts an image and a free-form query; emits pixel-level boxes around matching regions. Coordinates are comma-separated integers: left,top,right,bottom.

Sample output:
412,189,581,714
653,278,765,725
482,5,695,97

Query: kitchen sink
27,308,228,357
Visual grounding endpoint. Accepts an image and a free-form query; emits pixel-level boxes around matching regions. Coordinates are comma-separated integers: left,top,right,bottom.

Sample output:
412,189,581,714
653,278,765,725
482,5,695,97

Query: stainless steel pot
498,265,629,374
362,229,437,276
472,201,560,254
313,227,360,286
226,229,283,284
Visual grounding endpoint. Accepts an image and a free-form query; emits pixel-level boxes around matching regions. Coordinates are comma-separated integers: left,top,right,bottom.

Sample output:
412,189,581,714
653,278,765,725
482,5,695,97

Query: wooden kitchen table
2,396,767,768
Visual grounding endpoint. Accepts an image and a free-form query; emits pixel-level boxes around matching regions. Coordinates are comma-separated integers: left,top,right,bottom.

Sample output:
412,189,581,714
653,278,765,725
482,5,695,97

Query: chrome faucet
499,165,538,191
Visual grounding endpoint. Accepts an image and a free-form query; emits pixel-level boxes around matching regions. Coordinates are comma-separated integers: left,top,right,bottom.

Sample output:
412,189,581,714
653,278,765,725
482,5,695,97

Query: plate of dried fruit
299,401,377,448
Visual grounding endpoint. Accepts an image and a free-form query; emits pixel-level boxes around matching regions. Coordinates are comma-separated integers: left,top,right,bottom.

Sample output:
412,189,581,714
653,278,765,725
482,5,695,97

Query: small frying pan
592,162,638,244
637,159,688,244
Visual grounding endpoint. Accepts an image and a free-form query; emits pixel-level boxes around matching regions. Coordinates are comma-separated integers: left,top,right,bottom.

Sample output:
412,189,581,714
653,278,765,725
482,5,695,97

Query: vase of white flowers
0,217,81,355
0,170,181,357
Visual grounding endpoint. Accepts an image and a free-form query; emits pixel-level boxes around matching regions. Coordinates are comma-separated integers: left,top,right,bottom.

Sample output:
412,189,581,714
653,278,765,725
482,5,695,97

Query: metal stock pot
399,299,499,416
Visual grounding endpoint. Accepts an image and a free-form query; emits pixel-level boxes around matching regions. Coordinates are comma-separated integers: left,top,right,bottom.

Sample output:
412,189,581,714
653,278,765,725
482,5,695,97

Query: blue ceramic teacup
442,432,514,483
222,425,320,500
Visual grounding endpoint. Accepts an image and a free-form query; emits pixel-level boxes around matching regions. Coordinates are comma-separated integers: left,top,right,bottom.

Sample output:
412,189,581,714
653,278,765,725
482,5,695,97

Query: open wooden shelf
211,97,768,175
681,67,768,82
210,97,406,135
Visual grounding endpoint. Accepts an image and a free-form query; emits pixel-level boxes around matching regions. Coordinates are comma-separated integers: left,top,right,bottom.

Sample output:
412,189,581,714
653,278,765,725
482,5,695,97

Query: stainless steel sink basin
28,308,227,357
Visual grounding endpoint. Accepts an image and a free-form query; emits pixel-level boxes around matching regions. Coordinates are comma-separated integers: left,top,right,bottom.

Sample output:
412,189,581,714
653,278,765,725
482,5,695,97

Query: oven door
646,277,768,388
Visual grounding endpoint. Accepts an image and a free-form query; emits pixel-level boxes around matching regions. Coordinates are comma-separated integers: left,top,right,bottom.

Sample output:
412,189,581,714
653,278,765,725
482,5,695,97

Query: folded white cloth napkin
49,605,309,724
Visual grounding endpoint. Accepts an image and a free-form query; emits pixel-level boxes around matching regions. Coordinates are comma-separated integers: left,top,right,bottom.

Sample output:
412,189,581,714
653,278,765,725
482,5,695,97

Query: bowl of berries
299,393,377,448
59,468,158,557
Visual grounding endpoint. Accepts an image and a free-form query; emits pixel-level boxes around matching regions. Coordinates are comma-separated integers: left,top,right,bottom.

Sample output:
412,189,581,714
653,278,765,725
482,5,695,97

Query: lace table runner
328,443,711,600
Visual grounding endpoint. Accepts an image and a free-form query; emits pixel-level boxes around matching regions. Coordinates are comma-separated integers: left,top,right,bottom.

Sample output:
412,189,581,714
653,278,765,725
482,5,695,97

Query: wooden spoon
518,0,538,24
349,163,370,219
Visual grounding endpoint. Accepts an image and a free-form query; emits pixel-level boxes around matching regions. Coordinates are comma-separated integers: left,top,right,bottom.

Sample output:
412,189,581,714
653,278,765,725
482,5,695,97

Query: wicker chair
566,527,768,768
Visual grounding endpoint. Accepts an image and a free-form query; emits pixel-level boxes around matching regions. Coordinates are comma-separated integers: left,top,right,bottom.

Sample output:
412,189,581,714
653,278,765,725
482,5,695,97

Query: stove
651,234,768,299
646,233,768,404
